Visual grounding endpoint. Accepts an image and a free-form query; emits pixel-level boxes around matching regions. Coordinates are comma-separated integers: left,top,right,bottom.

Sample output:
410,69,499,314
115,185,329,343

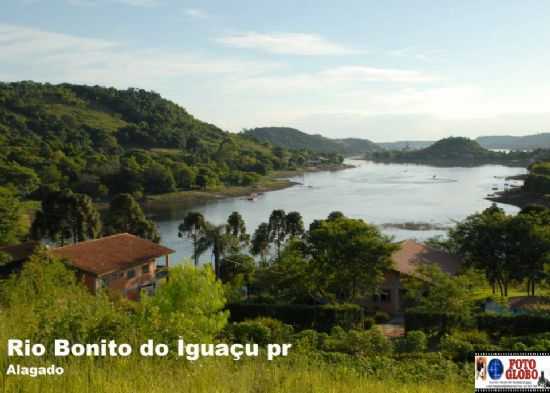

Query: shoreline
486,189,550,209
143,163,353,211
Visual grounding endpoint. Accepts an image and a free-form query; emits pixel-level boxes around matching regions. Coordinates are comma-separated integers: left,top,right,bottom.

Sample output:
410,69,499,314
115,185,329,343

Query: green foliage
322,327,393,357
440,334,474,362
104,193,159,242
0,248,128,345
227,303,364,332
307,215,397,301
369,136,536,166
137,264,228,343
31,189,102,245
477,313,550,336
0,82,336,201
223,317,294,345
395,331,428,353
0,186,24,244
243,127,379,156
373,311,391,323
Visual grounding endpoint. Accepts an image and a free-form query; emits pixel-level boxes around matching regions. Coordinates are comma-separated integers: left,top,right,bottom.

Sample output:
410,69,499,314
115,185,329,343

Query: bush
227,303,364,332
395,330,428,353
477,313,550,336
405,311,465,333
224,317,294,346
440,334,474,362
320,327,393,357
374,311,391,323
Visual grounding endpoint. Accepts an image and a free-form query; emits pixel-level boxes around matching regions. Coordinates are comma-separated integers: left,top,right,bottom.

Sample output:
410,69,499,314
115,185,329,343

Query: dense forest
476,133,550,150
243,127,381,156
367,137,546,166
0,82,342,201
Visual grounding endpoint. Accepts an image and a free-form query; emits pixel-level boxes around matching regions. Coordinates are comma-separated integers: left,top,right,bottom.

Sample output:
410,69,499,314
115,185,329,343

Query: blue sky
2,0,550,141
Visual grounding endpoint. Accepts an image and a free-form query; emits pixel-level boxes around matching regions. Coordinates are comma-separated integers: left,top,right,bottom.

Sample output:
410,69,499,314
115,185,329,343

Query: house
0,241,41,279
366,239,462,315
51,233,175,301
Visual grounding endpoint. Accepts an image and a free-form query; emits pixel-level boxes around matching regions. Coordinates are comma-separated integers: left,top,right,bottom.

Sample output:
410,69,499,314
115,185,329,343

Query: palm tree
178,212,206,266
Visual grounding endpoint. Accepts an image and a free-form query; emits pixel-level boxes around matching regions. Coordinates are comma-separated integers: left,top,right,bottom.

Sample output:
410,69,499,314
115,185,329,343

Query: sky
2,0,550,142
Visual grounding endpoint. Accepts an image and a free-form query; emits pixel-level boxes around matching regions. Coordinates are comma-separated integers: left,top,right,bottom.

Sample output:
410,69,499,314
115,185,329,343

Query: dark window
127,269,136,278
142,264,150,274
380,290,391,303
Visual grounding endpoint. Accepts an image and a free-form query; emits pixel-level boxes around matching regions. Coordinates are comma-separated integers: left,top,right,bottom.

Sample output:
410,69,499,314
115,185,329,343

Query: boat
247,193,257,201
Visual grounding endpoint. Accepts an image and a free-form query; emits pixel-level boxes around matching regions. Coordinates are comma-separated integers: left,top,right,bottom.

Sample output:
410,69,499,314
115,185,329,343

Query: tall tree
250,222,270,264
449,205,512,296
195,223,235,279
268,209,287,259
104,193,159,242
285,211,305,238
307,215,397,301
31,190,101,246
178,212,206,266
226,211,249,249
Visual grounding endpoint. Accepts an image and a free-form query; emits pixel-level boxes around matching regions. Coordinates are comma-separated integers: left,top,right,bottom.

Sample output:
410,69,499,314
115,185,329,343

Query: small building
0,241,41,279
51,233,175,301
367,239,462,315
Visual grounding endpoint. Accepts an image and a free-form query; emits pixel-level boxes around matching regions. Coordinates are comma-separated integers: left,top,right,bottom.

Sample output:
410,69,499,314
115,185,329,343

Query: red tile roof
51,233,174,276
391,239,461,276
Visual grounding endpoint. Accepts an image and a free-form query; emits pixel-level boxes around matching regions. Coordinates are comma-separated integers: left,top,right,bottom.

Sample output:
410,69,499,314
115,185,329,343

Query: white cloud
216,32,361,56
184,8,208,19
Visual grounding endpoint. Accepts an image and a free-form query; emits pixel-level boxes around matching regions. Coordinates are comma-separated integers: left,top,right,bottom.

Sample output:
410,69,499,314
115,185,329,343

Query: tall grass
0,355,470,393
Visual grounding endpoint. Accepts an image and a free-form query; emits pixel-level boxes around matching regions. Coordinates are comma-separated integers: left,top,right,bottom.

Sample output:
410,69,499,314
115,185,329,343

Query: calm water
147,160,526,264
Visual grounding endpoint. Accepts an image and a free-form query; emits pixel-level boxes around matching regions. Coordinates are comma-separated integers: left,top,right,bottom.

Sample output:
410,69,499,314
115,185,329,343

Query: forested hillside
0,82,339,201
243,127,381,156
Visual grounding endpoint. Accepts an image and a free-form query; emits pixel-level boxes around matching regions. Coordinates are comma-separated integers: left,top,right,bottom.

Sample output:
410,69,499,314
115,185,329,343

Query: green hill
0,82,339,200
367,137,537,166
243,127,381,156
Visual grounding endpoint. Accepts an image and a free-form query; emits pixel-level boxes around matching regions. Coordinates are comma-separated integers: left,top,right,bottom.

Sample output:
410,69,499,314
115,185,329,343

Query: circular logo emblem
488,359,504,380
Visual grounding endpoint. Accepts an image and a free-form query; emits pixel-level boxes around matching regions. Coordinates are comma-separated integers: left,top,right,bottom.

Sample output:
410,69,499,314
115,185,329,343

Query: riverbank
486,188,550,209
143,163,353,211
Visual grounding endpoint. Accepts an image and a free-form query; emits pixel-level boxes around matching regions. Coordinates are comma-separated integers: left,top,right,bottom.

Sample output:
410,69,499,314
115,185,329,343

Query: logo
488,358,504,380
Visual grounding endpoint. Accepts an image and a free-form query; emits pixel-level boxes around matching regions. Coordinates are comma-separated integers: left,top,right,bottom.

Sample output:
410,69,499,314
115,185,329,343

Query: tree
268,209,287,259
251,222,271,264
449,205,512,296
0,187,23,245
104,193,159,242
285,211,304,238
178,212,206,266
142,162,176,194
508,208,550,296
138,265,228,343
195,222,236,279
31,190,102,245
307,215,397,301
226,211,249,249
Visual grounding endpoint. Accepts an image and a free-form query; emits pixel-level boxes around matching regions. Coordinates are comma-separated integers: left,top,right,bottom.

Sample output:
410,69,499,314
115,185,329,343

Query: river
146,160,526,264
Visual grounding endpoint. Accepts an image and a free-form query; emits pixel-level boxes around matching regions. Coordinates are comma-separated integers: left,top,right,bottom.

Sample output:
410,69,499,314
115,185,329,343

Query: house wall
363,270,403,315
80,260,157,300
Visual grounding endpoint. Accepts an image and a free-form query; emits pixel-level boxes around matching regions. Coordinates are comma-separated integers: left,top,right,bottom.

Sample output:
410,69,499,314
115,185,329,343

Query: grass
0,355,470,393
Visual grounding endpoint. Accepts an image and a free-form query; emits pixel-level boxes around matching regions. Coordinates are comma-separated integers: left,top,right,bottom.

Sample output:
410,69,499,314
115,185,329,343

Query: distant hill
367,137,536,166
476,133,550,150
243,127,381,156
378,141,434,151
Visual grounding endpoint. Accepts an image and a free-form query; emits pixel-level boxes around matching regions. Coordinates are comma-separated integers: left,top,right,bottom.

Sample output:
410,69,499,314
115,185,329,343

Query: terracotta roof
391,239,461,276
51,233,174,276
0,241,41,263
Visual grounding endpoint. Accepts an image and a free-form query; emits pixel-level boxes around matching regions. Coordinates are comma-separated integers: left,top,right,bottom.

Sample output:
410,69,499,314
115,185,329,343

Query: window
380,290,391,303
142,264,150,274
127,269,136,279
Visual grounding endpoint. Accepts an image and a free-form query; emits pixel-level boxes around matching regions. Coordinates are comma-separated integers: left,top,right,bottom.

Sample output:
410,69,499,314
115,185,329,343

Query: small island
366,137,545,167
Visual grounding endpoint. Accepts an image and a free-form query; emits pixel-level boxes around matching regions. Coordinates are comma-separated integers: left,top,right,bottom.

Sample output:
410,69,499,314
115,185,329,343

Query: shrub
374,311,391,323
321,327,392,357
477,313,550,336
227,303,364,332
440,334,474,362
405,311,465,333
395,330,428,353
